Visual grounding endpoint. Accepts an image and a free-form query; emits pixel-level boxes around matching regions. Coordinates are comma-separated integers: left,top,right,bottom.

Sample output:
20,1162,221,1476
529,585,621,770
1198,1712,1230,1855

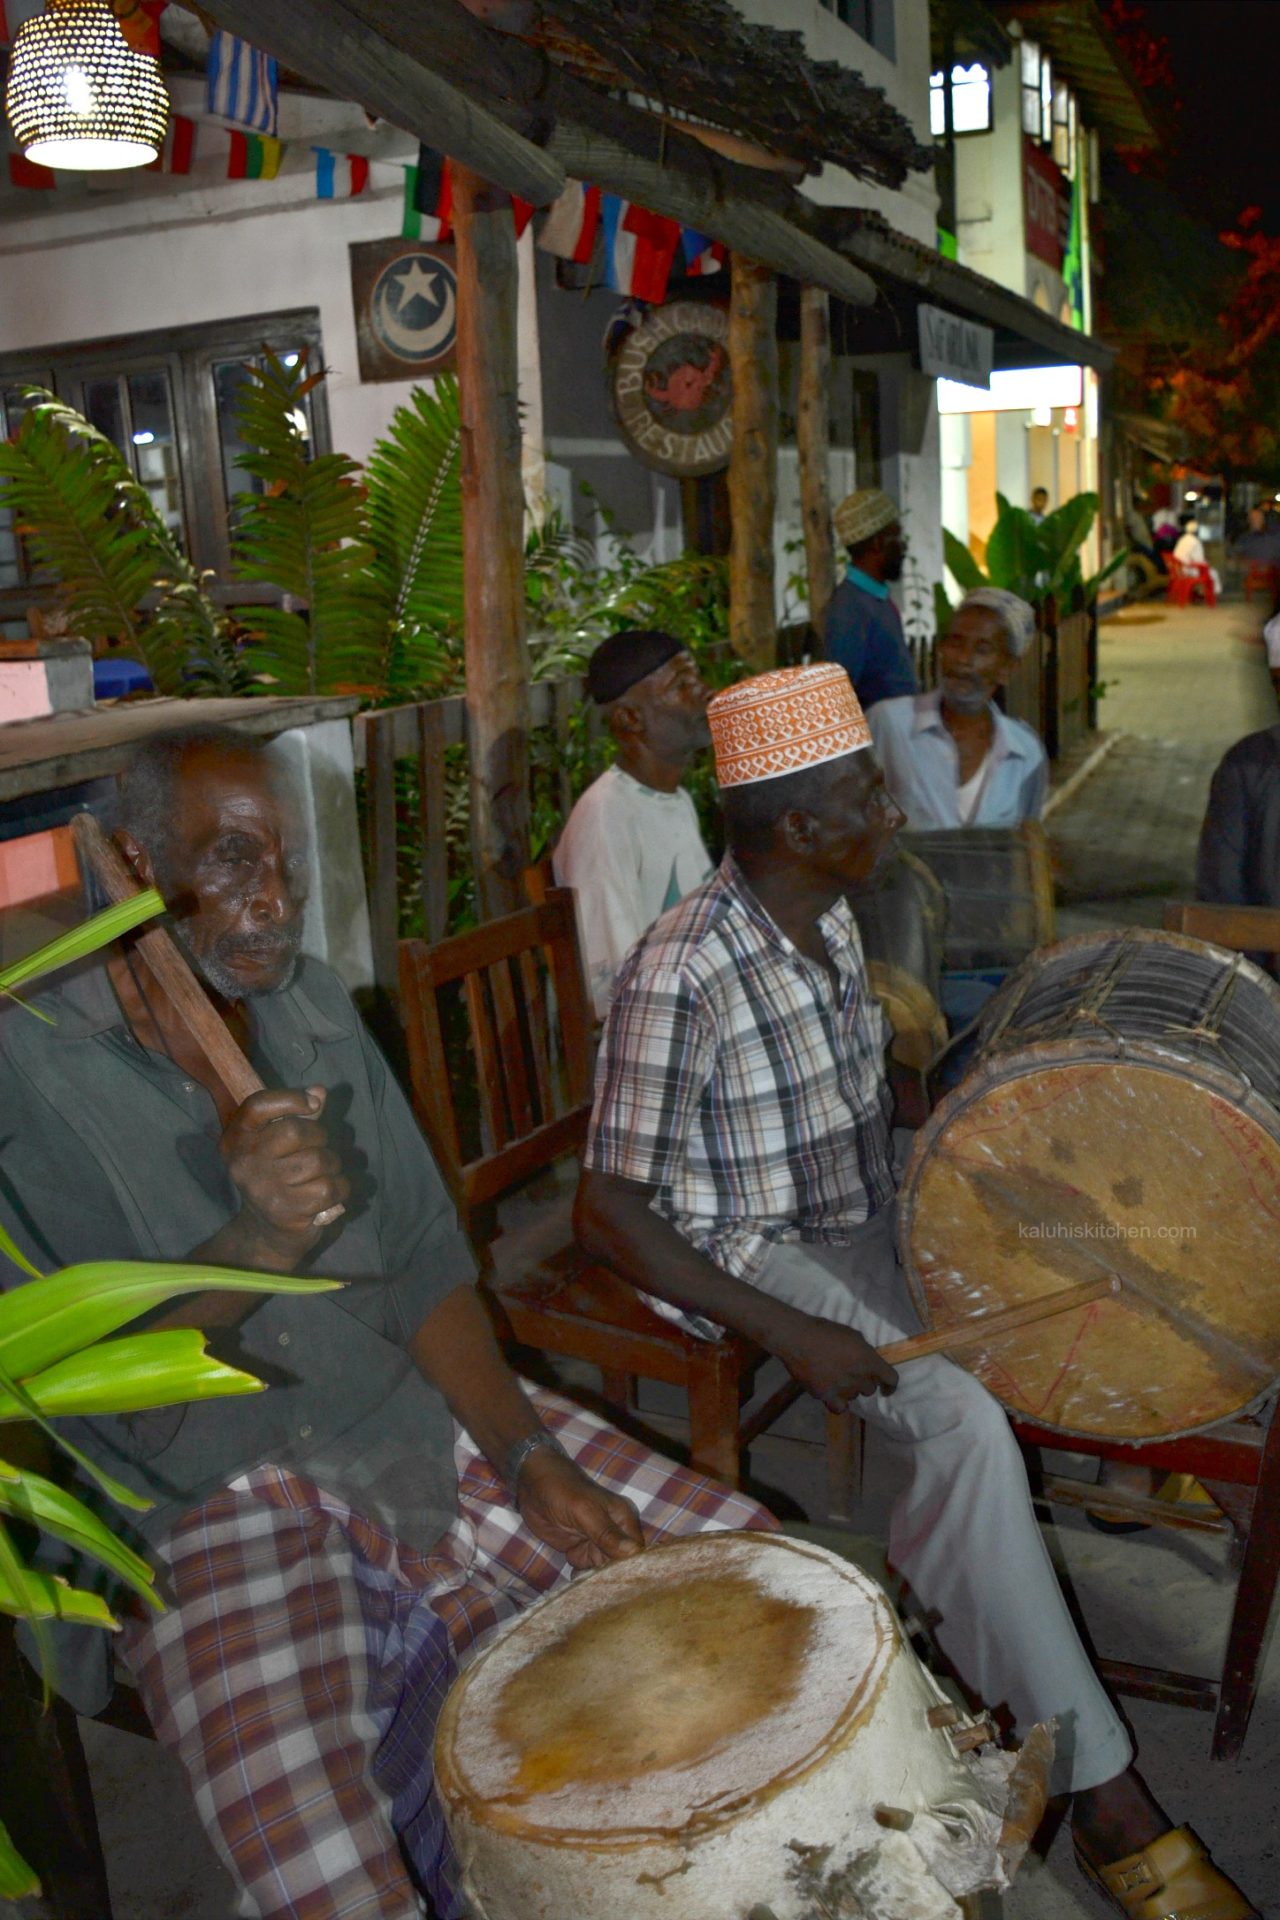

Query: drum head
434,1533,896,1845
900,1052,1280,1439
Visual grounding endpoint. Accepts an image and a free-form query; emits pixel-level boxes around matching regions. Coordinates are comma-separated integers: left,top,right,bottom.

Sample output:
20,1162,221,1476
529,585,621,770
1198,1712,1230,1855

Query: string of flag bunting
1,18,727,299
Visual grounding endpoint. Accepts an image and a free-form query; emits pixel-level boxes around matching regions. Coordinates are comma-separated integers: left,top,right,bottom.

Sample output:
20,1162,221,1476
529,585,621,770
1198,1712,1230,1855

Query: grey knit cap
956,587,1037,658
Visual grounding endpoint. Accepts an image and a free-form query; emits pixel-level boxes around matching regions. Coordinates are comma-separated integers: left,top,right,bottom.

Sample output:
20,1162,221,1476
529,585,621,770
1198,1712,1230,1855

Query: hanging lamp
4,0,169,172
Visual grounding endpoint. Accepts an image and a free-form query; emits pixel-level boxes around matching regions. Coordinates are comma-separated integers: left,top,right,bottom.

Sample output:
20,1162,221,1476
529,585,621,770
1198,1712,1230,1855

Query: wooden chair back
1162,900,1280,956
399,889,594,1218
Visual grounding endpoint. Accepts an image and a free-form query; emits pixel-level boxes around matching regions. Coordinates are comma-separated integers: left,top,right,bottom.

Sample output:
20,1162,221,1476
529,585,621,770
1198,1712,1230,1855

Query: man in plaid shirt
577,666,1258,1918
0,724,769,1920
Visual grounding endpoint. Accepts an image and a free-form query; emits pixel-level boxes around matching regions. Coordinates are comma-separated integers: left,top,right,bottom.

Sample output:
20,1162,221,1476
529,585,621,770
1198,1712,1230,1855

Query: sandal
1076,1825,1259,1919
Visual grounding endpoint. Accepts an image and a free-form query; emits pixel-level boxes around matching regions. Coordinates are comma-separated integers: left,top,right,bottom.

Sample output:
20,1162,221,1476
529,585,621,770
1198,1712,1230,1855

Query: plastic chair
1166,556,1217,608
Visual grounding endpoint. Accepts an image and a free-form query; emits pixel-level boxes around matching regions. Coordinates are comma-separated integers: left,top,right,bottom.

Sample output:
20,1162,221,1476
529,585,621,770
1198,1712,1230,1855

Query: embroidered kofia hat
832,486,899,549
708,665,872,788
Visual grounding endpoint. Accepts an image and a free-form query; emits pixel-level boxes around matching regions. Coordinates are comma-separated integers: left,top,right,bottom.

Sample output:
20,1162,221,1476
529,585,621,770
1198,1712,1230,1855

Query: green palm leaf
0,1466,161,1609
0,1262,342,1381
985,504,1048,600
0,890,164,1007
1,1328,264,1420
0,1813,39,1901
943,527,988,591
0,1547,118,1630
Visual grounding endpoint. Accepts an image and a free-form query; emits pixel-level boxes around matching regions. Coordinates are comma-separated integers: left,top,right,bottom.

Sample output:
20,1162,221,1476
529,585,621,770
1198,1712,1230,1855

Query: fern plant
0,897,339,1900
232,350,387,697
364,376,464,697
0,392,248,698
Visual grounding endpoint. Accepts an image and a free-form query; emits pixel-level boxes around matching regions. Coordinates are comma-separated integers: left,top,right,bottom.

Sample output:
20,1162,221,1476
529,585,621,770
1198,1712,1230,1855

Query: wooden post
453,164,531,922
797,285,836,640
728,253,778,670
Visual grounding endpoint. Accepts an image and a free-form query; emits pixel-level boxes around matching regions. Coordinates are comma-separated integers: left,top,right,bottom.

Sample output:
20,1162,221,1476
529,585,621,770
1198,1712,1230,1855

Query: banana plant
941,490,1129,625
0,898,341,1896
0,392,251,698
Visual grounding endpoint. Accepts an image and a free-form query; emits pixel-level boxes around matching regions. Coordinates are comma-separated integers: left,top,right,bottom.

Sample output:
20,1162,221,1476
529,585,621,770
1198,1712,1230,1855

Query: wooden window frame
0,308,330,629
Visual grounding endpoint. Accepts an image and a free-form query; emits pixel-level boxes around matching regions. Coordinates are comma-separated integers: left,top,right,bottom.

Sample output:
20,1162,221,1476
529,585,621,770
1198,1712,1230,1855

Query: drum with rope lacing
899,928,1280,1441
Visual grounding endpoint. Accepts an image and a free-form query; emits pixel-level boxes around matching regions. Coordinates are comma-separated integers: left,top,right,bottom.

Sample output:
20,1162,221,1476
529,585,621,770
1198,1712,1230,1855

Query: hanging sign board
1023,139,1071,271
609,301,732,477
917,303,993,389
350,237,458,382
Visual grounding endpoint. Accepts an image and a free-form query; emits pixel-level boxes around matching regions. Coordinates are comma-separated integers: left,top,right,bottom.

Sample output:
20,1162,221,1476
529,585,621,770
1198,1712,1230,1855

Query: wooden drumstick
71,811,345,1227
879,1275,1118,1367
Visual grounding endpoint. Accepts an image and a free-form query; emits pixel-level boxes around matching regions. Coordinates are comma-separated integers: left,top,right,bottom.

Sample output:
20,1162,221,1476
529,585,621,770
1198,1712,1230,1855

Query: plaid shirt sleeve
583,955,716,1189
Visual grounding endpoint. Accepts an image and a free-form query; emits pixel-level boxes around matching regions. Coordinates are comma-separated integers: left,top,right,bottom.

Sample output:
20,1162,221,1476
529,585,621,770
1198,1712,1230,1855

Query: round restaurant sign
609,301,732,477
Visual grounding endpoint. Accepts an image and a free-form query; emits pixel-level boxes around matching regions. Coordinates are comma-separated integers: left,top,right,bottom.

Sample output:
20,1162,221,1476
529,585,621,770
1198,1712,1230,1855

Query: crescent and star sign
373,256,458,362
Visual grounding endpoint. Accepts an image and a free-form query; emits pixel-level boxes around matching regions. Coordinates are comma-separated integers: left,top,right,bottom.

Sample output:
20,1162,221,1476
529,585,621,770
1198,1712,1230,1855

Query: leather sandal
1076,1825,1259,1919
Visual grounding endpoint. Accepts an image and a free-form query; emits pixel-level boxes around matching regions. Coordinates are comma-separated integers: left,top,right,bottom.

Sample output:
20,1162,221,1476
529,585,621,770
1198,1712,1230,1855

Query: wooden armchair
398,891,862,1513
1008,897,1280,1759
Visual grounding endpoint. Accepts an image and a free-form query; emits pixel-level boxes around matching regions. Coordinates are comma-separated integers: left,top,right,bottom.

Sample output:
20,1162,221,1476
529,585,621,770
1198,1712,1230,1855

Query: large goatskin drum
900,928,1280,1439
434,1533,1050,1920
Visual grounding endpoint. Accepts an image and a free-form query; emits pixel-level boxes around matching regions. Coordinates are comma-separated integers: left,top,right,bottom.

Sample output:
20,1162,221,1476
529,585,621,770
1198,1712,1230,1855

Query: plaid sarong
122,1385,775,1919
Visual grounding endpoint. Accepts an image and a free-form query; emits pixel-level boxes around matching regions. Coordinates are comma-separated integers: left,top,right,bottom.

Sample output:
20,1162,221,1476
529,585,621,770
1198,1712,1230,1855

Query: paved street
1050,598,1276,938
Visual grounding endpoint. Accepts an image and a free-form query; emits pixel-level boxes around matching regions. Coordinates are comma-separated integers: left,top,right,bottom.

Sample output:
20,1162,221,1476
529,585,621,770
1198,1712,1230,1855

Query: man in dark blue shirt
823,487,920,711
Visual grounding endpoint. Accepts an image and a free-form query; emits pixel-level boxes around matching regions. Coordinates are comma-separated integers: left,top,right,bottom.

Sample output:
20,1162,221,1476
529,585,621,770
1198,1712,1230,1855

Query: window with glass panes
0,310,328,629
930,63,992,135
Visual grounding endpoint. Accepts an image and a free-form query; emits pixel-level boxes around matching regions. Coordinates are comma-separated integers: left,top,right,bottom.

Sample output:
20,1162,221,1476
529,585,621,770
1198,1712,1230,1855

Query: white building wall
734,0,937,246
953,58,1025,291
0,181,426,469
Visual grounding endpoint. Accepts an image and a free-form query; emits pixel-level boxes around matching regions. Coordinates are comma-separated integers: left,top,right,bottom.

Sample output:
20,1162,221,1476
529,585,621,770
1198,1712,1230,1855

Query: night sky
1146,1,1280,230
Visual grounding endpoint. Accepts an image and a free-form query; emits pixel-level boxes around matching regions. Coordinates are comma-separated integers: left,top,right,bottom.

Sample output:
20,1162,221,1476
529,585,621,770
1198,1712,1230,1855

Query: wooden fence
353,674,603,995
1000,595,1094,760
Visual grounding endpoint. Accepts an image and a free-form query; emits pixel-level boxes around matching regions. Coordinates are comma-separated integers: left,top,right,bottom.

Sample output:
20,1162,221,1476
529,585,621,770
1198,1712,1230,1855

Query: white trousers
755,1210,1133,1795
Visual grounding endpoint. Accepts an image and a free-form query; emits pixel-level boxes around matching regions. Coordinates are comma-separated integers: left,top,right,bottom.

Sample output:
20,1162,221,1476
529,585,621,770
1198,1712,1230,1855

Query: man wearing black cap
554,629,714,1017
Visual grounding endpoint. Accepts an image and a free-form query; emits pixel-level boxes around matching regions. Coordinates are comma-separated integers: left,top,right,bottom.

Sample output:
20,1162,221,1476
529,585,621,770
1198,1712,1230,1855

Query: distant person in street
822,486,920,711
1196,696,1280,978
1029,485,1050,524
867,587,1048,830
554,628,714,1018
1173,517,1221,599
1235,507,1280,614
1124,495,1161,572
1151,505,1180,563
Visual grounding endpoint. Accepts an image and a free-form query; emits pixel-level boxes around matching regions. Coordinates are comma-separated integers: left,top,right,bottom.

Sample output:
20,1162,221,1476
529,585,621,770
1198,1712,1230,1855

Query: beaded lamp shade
4,0,169,171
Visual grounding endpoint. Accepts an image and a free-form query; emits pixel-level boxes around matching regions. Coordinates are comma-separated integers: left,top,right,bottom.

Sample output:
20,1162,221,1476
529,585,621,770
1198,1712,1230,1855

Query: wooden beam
195,0,565,207
545,124,877,307
453,165,531,920
326,0,878,304
727,255,778,673
797,286,836,638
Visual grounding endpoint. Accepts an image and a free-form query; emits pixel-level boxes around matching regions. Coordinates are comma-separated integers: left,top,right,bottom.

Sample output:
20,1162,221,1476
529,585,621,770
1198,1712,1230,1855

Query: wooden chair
1008,896,1280,1759
398,891,863,1514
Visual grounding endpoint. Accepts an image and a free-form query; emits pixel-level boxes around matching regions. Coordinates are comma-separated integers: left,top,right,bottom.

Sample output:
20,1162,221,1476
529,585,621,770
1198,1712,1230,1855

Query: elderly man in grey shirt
0,723,767,1920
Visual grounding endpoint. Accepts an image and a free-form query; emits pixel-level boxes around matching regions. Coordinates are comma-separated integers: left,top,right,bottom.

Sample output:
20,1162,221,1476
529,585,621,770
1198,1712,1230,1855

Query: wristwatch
506,1429,569,1494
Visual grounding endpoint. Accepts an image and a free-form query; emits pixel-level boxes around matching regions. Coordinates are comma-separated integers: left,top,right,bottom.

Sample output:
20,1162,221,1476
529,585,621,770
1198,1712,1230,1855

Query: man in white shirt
554,629,714,1017
1172,518,1221,600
